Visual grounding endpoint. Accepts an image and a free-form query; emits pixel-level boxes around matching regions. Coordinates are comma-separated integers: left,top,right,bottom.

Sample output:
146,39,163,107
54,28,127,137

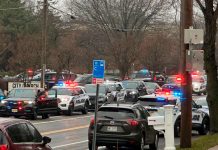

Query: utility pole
180,0,193,148
41,0,48,88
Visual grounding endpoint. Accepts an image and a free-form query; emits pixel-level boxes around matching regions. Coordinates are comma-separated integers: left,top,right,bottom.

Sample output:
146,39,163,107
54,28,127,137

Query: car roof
0,118,29,128
100,103,140,109
12,87,43,90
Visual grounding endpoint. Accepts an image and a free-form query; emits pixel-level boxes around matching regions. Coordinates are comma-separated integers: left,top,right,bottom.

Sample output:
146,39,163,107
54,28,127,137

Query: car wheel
81,101,88,114
174,119,181,137
42,114,49,119
203,91,207,95
30,110,37,120
198,117,210,135
136,135,145,150
149,133,159,150
88,143,98,150
68,106,73,116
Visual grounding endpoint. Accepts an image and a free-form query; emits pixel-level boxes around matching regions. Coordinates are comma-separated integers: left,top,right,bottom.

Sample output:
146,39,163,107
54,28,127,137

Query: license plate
12,109,18,113
107,126,117,132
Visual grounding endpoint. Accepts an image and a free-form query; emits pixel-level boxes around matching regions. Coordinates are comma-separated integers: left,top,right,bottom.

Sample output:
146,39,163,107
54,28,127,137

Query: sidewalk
208,145,218,150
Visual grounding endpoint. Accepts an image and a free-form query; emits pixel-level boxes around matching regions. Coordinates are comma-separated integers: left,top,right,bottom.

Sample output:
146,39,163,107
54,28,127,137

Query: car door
137,106,156,144
74,87,84,109
116,83,125,101
37,89,58,114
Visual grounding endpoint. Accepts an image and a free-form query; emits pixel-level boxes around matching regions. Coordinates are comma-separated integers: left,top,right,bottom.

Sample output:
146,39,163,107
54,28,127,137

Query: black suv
88,103,159,150
0,87,59,120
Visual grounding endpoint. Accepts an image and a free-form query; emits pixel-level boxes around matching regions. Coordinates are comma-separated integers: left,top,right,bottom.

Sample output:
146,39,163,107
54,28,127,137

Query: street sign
8,81,41,92
92,78,104,84
184,29,204,44
93,60,105,79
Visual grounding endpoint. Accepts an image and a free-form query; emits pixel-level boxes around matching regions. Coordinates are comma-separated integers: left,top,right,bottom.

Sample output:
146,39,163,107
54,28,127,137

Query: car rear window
98,107,136,119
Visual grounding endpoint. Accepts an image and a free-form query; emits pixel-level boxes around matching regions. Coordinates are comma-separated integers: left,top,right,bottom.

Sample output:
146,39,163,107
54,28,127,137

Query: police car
192,75,207,95
104,81,126,102
52,84,90,115
137,94,210,137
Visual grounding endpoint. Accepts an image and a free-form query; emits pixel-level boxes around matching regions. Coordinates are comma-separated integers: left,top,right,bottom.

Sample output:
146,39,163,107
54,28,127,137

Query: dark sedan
0,118,52,150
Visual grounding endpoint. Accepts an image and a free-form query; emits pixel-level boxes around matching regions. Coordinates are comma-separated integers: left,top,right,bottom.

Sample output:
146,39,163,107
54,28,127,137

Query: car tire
149,133,159,150
88,143,98,150
174,119,181,137
81,101,88,114
203,91,207,95
198,117,209,135
68,106,73,116
42,114,49,119
30,110,37,120
136,135,145,150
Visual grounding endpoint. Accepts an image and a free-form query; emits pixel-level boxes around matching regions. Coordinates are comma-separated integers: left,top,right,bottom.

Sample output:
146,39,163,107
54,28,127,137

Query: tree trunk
203,16,218,133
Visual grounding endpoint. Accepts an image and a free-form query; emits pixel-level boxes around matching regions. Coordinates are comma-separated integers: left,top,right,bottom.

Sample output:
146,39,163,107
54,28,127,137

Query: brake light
57,98,61,103
128,119,139,126
18,101,22,105
0,144,8,150
90,118,95,126
39,96,45,101
18,106,22,110
165,92,170,95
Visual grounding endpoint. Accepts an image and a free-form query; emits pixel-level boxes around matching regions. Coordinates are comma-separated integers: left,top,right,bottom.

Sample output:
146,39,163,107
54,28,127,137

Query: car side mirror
42,136,51,145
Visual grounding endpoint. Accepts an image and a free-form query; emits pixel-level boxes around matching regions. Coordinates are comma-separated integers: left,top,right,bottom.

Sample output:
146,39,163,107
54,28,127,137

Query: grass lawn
176,134,218,150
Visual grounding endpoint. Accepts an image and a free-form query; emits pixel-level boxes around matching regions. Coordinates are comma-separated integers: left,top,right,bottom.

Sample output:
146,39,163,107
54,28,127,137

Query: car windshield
144,82,158,89
138,97,177,107
85,85,106,94
107,84,116,91
122,82,138,89
8,89,37,98
192,76,204,82
55,88,71,95
135,73,151,78
74,75,91,82
195,99,208,107
98,107,136,119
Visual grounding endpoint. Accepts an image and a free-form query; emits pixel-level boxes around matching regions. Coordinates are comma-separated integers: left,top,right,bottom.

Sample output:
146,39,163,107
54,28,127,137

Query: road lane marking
41,125,89,135
52,140,88,149
33,115,93,125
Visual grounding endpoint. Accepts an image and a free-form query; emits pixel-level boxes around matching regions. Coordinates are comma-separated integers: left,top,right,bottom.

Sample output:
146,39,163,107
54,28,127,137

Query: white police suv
52,85,90,115
137,94,210,137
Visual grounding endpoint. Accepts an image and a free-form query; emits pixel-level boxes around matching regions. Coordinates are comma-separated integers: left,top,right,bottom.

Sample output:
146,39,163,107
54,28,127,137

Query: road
29,95,206,150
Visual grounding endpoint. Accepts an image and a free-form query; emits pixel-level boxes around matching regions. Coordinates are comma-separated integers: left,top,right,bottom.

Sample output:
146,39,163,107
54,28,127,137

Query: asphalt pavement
28,95,206,150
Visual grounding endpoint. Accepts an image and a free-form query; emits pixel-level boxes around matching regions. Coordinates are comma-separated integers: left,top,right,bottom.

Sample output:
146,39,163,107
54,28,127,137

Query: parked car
104,82,126,102
88,103,159,150
122,80,147,102
84,84,114,109
143,82,161,95
0,87,59,119
0,118,52,150
51,86,90,115
192,75,207,95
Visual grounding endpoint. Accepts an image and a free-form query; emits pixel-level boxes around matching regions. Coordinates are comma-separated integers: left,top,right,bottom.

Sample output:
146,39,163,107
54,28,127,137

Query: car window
0,130,7,145
98,107,136,119
7,123,42,143
26,124,42,143
8,89,37,98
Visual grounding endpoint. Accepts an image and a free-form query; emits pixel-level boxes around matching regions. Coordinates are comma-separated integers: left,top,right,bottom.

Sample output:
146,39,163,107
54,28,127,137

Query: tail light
0,144,8,150
165,92,170,95
90,118,95,126
39,96,45,101
57,98,61,103
18,101,22,111
128,119,139,126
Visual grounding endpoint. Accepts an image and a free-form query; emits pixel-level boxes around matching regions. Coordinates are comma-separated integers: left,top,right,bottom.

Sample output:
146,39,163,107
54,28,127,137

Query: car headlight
1,100,7,104
130,91,137,95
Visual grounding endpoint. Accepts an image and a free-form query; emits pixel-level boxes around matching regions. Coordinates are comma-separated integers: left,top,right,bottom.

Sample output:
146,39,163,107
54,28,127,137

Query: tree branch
196,0,206,14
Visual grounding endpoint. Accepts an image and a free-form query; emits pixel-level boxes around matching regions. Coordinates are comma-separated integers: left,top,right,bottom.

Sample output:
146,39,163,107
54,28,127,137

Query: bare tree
195,0,218,133
66,0,172,79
